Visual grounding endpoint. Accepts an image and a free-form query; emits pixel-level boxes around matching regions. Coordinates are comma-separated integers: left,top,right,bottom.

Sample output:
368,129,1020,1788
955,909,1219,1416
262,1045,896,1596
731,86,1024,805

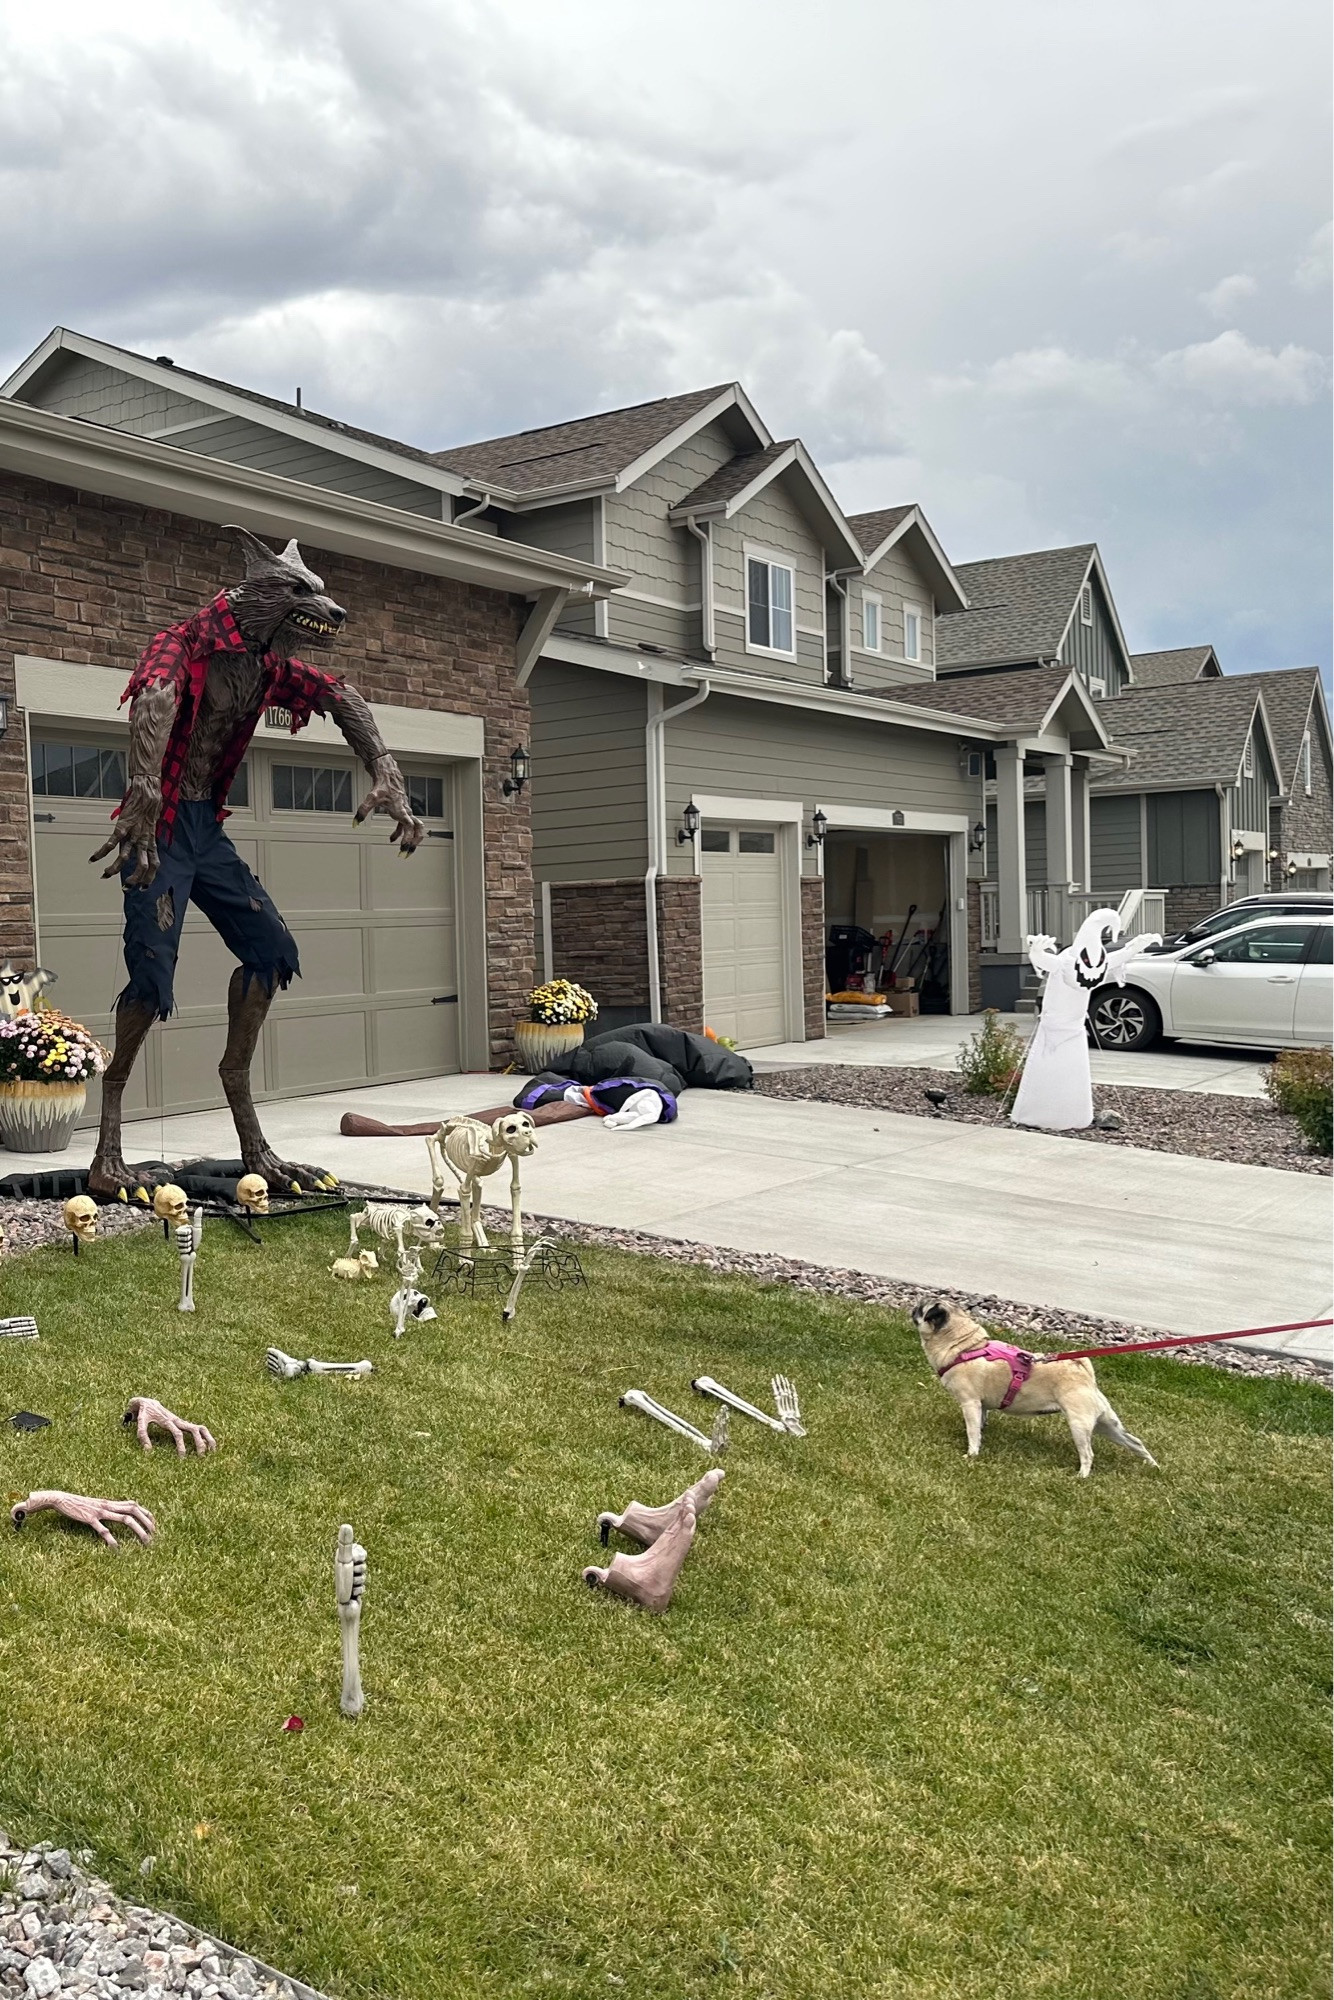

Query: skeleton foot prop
771,1374,806,1437
691,1375,788,1433
335,1522,367,1718
123,1396,217,1455
265,1348,373,1379
583,1494,698,1612
266,1347,309,1380
598,1467,724,1547
620,1389,715,1452
11,1490,155,1548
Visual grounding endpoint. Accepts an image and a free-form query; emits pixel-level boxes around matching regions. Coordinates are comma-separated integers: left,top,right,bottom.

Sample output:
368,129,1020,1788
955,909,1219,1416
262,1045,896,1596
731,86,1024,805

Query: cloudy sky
2,0,1329,676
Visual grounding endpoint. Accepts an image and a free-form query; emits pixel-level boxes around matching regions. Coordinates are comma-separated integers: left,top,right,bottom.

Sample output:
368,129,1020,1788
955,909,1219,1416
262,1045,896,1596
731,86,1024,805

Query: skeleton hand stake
335,1522,367,1718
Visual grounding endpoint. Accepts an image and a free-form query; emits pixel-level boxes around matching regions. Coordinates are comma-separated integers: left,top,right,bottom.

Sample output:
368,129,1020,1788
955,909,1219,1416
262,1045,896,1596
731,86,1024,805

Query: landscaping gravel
753,1063,1332,1175
0,1201,156,1259
0,1835,329,2000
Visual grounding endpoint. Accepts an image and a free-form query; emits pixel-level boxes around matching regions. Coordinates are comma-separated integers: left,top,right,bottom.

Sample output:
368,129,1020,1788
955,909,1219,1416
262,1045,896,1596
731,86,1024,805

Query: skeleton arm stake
176,1209,202,1312
335,1522,367,1719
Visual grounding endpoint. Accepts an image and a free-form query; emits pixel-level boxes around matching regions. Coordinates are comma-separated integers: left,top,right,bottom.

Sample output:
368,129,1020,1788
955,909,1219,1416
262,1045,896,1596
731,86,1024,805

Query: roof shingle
1090,679,1265,791
431,384,734,494
846,505,915,560
1213,668,1325,791
866,662,1087,728
1128,645,1220,688
670,441,794,513
936,545,1096,669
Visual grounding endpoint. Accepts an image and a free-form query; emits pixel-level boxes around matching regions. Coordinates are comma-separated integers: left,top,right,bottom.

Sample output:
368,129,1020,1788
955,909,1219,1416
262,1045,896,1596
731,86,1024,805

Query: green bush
1264,1046,1333,1155
957,1008,1028,1097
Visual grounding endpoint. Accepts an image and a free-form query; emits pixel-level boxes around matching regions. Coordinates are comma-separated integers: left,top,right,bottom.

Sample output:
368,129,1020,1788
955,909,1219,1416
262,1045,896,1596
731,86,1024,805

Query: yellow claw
133,1186,150,1205
321,1174,339,1189
289,1179,302,1193
117,1187,128,1202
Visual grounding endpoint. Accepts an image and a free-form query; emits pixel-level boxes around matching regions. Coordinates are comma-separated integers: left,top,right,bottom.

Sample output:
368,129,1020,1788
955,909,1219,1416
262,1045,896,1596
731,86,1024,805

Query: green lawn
0,1212,1328,2000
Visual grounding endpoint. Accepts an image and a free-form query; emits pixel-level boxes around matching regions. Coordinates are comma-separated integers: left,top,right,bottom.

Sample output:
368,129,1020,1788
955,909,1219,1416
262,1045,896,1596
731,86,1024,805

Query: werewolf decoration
87,527,424,1199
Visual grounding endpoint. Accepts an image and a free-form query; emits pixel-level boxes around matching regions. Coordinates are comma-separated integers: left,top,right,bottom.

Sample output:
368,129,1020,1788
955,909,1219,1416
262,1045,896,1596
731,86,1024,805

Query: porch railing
980,885,1167,950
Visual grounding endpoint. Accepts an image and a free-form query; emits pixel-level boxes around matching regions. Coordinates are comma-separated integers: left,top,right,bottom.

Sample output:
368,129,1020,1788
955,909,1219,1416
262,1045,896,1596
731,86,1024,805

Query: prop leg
87,997,158,1198
598,1468,724,1548
509,1157,523,1251
219,968,329,1192
583,1495,698,1612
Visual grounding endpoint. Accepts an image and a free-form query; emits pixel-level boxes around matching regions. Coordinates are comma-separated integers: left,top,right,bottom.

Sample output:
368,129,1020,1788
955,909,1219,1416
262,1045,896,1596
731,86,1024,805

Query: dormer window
1302,730,1312,794
746,554,795,658
1080,583,1093,625
862,593,882,653
903,604,923,663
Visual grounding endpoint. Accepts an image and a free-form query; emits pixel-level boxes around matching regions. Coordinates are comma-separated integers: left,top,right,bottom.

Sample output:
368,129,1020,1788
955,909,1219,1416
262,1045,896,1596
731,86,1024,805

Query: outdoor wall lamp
805,807,828,849
1286,858,1299,877
501,744,530,798
1230,837,1246,862
1267,846,1280,863
677,801,701,845
969,820,986,852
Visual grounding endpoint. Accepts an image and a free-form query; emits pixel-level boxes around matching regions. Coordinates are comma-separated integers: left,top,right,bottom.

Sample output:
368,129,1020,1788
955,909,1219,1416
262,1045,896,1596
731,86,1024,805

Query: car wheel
1089,987,1161,1052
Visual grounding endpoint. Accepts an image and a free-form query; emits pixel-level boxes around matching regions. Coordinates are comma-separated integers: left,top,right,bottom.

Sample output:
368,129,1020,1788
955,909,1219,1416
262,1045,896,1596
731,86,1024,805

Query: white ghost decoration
1009,909,1162,1130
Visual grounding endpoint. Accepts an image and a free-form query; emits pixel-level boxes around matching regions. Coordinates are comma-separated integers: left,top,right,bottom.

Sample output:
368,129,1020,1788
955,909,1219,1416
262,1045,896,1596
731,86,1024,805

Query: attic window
1302,730,1312,794
1080,584,1093,625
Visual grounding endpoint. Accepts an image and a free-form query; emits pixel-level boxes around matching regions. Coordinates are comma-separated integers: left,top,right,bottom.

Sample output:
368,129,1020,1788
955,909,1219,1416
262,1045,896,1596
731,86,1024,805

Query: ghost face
153,1184,189,1225
64,1194,98,1243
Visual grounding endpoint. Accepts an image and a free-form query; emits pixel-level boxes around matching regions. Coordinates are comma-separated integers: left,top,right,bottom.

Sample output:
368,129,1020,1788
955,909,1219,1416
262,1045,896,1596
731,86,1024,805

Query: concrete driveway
24,1074,1330,1365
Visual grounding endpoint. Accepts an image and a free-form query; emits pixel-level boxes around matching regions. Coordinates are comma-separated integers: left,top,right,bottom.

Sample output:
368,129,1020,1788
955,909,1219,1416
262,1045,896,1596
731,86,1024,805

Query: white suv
1090,915,1333,1052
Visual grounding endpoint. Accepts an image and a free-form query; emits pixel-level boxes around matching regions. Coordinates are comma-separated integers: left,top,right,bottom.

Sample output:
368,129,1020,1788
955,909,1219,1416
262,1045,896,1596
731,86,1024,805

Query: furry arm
322,683,424,854
89,681,176,888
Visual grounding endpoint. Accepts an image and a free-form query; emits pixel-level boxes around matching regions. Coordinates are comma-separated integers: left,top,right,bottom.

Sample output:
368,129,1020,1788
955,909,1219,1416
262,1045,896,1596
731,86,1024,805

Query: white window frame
1302,729,1312,794
743,546,797,661
902,601,924,664
1089,675,1107,699
1080,583,1093,625
861,591,882,654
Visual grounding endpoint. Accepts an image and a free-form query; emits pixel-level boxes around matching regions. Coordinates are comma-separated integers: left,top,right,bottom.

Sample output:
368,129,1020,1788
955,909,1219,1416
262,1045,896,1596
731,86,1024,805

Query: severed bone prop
335,1522,367,1718
771,1374,807,1437
123,1396,217,1455
691,1374,788,1433
583,1493,698,1612
598,1466,724,1548
265,1346,374,1380
620,1388,715,1452
176,1207,203,1312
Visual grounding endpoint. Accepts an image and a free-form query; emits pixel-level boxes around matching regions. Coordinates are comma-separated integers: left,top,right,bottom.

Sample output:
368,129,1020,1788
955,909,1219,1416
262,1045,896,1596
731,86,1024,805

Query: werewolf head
224,526,347,658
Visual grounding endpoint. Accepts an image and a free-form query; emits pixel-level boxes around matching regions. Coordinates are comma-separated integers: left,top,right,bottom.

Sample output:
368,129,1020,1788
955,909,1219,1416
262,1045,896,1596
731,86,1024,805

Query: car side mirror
1193,948,1216,968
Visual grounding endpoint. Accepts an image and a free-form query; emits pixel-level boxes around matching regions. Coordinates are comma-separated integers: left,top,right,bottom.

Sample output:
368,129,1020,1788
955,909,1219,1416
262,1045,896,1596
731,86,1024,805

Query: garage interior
823,832,951,1010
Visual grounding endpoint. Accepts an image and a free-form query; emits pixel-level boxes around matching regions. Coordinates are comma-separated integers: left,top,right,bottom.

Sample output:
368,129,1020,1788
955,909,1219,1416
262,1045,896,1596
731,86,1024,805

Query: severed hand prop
123,1396,217,1455
11,1489,156,1548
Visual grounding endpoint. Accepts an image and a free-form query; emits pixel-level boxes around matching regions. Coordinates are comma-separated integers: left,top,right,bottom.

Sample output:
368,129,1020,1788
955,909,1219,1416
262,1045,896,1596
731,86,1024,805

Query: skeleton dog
427,1112,537,1249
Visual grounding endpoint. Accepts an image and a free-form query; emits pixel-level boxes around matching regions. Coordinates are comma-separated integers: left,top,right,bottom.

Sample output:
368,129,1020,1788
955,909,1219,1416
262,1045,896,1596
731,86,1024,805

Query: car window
1203,924,1316,965
1306,926,1333,966
1190,908,1253,938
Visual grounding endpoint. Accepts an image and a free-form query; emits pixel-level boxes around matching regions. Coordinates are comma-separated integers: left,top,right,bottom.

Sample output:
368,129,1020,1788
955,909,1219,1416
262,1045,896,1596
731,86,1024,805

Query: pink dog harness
938,1340,1035,1409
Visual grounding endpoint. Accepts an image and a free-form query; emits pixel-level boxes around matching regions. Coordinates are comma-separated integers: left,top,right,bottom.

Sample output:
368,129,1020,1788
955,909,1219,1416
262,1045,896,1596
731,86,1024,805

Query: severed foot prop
598,1467,724,1548
619,1389,715,1452
583,1493,698,1612
691,1374,789,1433
265,1347,373,1380
771,1374,806,1437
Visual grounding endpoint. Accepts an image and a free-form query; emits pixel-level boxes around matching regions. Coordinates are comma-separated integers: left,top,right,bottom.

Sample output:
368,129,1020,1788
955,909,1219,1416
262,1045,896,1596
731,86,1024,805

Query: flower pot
0,1080,87,1153
514,1020,586,1074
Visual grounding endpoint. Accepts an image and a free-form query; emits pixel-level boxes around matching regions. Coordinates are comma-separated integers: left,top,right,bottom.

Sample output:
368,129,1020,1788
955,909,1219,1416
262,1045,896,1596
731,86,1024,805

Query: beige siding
502,503,599,636
712,480,827,685
850,539,937,684
662,694,972,877
529,662,648,878
603,421,734,655
22,353,216,437
148,413,444,515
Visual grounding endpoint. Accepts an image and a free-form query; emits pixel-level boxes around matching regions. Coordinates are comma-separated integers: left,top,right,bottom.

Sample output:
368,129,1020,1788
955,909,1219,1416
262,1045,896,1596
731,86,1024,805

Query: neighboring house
935,544,1134,699
0,329,623,1120
1126,644,1222,689
1217,669,1332,891
1087,679,1284,931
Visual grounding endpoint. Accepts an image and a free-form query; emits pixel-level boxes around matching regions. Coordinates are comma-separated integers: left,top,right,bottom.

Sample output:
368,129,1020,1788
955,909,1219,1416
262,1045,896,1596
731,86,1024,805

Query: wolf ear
225,524,281,576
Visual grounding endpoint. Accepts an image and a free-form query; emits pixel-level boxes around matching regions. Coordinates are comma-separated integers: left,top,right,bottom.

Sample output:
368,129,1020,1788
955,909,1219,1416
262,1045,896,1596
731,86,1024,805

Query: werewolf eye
290,580,311,596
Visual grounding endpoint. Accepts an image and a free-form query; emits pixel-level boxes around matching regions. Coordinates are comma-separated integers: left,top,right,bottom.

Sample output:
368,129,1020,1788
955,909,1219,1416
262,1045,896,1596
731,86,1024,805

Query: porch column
1070,758,1091,891
994,742,1027,953
1043,752,1074,889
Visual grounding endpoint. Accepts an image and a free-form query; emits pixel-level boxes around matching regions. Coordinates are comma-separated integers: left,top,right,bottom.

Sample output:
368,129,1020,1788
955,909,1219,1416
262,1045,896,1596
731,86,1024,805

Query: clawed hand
354,760,423,854
89,780,164,887
11,1490,156,1548
123,1395,217,1455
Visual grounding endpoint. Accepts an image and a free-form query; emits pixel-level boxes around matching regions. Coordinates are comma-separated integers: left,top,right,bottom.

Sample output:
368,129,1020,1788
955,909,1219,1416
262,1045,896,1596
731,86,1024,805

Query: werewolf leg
218,968,331,1192
87,998,159,1199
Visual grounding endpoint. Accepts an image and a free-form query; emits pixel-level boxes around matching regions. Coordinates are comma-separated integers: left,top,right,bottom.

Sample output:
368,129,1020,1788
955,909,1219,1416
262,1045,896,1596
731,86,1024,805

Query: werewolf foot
88,1154,179,1204
242,1149,338,1195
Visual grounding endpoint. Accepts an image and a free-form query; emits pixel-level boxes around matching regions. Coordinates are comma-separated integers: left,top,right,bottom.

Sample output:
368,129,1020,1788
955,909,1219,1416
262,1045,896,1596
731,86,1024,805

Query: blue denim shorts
119,801,300,1019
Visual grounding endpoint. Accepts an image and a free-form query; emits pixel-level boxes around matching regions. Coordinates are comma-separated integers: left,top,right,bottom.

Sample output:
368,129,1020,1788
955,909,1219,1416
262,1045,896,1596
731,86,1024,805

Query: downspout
645,678,713,1023
682,515,716,658
453,489,492,526
826,571,851,686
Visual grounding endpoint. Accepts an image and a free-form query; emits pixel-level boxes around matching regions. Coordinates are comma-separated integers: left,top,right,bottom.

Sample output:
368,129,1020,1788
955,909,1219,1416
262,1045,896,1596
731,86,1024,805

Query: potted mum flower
0,1009,107,1152
515,979,599,1073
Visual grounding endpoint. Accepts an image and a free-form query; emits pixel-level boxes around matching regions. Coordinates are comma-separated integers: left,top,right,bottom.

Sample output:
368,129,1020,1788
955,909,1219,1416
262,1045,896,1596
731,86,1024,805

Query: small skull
64,1194,98,1243
494,1111,538,1155
359,1249,379,1273
153,1184,189,1226
236,1173,269,1214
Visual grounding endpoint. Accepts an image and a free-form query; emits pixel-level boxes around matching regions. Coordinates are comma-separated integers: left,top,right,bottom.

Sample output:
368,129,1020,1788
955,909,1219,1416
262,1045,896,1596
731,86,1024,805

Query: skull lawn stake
236,1173,269,1215
427,1112,537,1250
153,1183,189,1230
64,1194,98,1251
335,1522,367,1719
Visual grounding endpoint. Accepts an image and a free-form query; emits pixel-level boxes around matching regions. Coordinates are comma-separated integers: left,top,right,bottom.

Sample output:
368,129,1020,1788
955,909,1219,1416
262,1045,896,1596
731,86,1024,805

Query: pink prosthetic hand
597,1468,724,1548
583,1493,698,1612
123,1396,217,1455
11,1491,156,1548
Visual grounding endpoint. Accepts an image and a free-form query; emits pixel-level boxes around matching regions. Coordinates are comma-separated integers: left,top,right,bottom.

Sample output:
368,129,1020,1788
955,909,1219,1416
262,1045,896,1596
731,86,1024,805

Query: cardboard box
883,992,920,1016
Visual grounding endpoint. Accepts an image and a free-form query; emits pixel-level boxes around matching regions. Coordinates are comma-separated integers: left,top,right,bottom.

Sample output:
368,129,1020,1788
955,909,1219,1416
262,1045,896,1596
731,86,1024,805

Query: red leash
1049,1317,1332,1363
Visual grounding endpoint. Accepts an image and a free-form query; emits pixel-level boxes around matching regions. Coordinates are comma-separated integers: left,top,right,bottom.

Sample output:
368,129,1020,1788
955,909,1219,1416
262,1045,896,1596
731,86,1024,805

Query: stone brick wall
800,875,826,1039
0,470,531,1063
966,879,983,1011
547,880,649,1012
656,875,704,1031
1164,885,1219,934
1276,725,1332,881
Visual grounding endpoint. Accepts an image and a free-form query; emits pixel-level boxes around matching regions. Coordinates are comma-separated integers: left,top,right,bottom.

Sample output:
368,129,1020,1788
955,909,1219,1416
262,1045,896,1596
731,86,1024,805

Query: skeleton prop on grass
335,1522,367,1718
1009,909,1163,1132
427,1112,537,1250
64,1194,98,1250
389,1240,436,1338
175,1207,203,1312
266,1347,373,1379
348,1201,440,1262
583,1492,700,1613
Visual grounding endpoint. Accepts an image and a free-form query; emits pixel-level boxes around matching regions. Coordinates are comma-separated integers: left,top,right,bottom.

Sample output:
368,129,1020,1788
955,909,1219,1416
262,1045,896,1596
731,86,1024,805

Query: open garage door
30,729,460,1122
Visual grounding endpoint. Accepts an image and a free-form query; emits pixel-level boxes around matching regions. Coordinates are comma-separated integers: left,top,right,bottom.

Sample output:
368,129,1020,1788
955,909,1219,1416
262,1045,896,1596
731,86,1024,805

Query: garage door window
273,764,355,813
32,741,126,799
700,828,731,853
405,773,445,819
738,830,775,853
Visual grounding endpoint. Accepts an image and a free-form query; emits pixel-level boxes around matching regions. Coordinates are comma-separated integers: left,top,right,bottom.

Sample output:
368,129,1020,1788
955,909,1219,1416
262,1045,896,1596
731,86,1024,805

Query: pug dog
912,1297,1157,1478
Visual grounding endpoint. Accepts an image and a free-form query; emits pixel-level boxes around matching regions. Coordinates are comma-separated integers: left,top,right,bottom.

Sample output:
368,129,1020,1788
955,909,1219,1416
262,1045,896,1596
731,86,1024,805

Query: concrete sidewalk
747,1013,1272,1096
25,1075,1330,1366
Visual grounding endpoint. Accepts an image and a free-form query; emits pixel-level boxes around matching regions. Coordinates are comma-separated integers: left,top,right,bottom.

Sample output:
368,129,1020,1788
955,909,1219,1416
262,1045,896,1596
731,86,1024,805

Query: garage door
30,729,460,1122
700,825,787,1048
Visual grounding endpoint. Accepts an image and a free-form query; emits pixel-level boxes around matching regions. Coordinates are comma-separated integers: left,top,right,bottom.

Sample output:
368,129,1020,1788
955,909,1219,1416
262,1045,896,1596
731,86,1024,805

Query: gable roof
846,503,968,613
431,382,771,501
934,543,1133,675
1090,678,1280,792
1215,667,1331,792
1128,645,1222,688
870,662,1114,751
666,438,865,567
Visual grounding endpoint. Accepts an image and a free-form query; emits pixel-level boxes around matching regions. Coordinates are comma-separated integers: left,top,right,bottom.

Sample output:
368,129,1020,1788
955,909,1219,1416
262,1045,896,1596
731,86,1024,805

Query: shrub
956,1009,1028,1097
1264,1046,1332,1155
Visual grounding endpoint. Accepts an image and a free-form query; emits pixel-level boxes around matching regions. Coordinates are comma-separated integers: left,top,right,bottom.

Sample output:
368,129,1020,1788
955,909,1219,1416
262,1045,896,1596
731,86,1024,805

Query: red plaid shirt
118,592,344,841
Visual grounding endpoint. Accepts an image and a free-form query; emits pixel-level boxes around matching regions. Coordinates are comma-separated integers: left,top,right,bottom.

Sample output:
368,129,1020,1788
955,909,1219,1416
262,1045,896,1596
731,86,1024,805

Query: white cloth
1010,913,1161,1130
604,1087,665,1131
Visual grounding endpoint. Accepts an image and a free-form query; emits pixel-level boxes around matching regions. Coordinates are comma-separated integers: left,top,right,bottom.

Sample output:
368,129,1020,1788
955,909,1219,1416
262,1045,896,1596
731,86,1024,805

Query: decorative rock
22,1958,59,1997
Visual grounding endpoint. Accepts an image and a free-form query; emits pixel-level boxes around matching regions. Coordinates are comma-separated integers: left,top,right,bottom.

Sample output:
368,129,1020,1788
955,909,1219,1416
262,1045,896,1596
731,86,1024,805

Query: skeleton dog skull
153,1184,189,1226
64,1194,98,1244
236,1172,269,1214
